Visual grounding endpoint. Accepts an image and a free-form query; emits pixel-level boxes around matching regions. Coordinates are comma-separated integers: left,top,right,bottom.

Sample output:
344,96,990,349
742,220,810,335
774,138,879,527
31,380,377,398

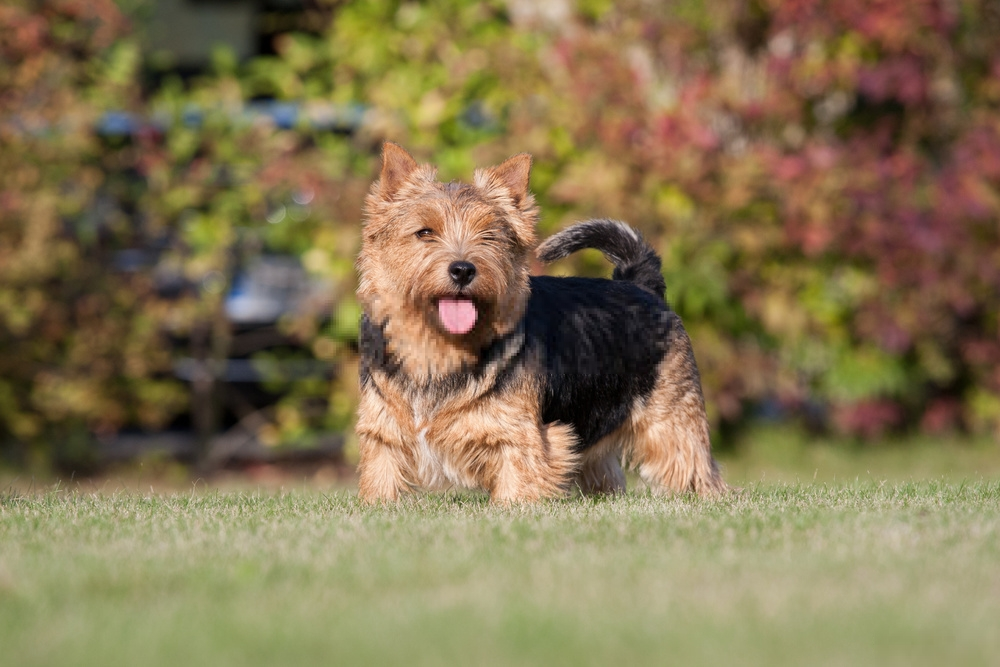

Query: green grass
2,483,999,666
718,425,1000,485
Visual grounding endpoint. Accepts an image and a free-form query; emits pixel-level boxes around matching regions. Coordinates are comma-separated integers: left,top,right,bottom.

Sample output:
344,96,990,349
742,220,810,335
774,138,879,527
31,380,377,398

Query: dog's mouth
436,297,478,336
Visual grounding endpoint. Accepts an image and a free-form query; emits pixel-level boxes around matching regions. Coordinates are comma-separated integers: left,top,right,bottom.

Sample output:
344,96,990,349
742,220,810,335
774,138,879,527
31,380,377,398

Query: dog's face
358,143,538,354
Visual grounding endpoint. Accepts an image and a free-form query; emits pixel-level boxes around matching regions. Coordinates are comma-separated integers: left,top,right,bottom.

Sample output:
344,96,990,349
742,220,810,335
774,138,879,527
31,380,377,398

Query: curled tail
537,218,665,298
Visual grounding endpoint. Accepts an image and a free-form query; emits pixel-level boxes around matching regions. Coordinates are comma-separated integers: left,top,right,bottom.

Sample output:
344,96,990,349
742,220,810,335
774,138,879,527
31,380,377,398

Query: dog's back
522,275,674,451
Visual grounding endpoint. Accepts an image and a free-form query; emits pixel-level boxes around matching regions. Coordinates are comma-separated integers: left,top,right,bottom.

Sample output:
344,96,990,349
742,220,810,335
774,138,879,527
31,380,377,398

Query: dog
355,142,726,502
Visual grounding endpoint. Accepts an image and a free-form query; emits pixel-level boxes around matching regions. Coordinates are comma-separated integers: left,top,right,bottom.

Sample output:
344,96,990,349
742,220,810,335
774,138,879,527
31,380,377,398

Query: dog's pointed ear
479,153,532,207
475,153,538,247
377,142,419,200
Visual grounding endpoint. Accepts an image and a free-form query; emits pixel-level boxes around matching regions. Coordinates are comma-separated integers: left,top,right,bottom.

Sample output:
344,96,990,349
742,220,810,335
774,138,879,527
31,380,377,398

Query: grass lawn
717,425,1000,485
2,478,999,667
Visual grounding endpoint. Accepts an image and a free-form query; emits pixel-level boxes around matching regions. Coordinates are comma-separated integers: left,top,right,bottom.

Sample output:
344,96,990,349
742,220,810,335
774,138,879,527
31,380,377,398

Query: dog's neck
361,312,525,389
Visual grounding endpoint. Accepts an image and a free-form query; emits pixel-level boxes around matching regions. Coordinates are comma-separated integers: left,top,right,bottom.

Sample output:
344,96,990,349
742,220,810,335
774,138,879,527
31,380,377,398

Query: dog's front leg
355,381,414,503
486,421,579,503
424,388,581,503
357,434,411,502
424,399,579,504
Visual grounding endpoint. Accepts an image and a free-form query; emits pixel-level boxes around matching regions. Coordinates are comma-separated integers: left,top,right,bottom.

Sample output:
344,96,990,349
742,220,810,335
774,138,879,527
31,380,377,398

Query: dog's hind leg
625,321,727,496
575,434,626,496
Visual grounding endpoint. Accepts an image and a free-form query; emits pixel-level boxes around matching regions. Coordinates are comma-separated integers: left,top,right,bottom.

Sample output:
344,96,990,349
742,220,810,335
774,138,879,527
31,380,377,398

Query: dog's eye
415,228,434,240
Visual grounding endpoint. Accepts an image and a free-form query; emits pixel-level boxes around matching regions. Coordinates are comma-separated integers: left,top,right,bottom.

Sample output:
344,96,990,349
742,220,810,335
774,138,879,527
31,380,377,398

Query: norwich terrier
355,142,726,502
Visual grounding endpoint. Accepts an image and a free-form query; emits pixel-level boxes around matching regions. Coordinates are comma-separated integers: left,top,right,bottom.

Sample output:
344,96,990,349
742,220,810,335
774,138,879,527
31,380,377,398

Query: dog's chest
409,395,476,490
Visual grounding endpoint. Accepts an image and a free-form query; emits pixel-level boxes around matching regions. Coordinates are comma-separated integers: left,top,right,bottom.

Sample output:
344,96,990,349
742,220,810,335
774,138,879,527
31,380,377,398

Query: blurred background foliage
1,0,999,470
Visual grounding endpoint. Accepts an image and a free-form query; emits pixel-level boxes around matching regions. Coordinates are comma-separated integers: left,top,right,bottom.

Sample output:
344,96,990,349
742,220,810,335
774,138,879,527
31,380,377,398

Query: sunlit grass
2,482,999,666
718,424,1000,485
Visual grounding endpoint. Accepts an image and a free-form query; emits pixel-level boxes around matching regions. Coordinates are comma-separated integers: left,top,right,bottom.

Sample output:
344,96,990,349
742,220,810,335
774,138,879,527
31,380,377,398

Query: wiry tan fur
619,312,726,495
356,370,579,502
356,143,725,503
357,144,536,384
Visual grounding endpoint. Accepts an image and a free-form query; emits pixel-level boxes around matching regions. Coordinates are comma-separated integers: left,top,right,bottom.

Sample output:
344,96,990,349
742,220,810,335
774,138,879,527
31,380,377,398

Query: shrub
2,0,999,469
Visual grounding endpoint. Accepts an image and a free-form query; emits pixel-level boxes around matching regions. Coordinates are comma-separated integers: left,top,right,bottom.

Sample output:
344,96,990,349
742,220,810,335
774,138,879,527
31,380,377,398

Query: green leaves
823,346,909,403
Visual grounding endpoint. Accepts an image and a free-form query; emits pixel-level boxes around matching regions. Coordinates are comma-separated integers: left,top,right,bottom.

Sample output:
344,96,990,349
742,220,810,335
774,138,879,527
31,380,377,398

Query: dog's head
358,143,537,363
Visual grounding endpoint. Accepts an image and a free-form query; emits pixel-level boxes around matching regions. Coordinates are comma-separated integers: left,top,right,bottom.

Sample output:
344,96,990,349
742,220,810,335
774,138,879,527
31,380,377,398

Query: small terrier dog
356,142,726,502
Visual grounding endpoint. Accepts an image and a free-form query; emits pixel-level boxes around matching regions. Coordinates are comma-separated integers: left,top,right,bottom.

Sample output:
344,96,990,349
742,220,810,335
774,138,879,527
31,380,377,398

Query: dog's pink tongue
438,298,478,335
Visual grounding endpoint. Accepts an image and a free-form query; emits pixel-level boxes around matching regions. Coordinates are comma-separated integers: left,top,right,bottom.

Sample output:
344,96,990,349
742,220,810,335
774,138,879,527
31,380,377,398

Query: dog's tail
536,218,665,298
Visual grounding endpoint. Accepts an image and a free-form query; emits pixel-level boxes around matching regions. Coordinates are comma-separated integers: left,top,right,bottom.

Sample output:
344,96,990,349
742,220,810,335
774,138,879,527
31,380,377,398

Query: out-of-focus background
2,0,999,482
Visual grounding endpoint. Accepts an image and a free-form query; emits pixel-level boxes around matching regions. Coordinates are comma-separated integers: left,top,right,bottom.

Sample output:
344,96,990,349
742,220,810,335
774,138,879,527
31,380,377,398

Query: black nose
448,261,476,287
